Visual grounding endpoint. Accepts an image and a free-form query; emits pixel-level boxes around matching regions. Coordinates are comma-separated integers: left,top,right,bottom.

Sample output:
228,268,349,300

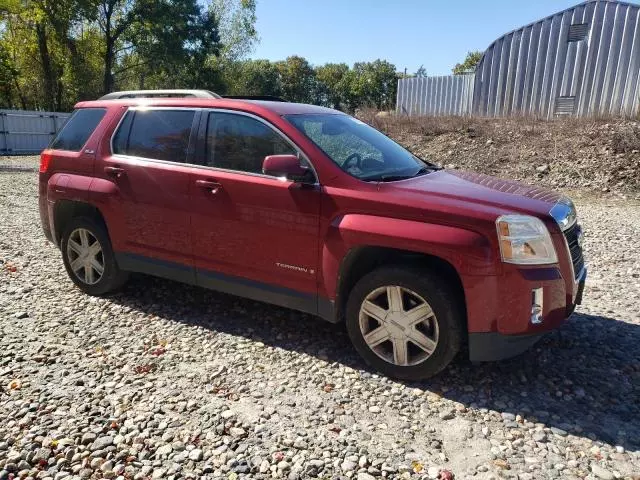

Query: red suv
38,90,586,380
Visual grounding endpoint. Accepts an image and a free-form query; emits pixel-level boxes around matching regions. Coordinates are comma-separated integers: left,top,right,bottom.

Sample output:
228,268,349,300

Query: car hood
383,169,562,217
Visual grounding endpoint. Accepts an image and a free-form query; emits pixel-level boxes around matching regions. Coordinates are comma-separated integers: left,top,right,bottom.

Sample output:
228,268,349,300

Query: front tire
345,266,463,381
60,216,128,295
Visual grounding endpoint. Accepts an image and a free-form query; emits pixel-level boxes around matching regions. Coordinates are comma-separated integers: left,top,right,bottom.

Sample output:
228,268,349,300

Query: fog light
531,288,544,324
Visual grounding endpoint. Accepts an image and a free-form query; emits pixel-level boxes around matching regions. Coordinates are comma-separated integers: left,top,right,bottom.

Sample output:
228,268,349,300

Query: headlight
496,215,558,264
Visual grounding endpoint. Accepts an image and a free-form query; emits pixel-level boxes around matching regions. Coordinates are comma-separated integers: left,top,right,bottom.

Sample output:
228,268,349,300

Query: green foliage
0,0,401,113
315,63,349,109
415,65,427,77
118,0,221,90
223,59,281,96
210,0,257,61
348,60,397,110
452,50,482,75
222,58,398,112
0,0,227,109
275,56,317,103
0,41,18,107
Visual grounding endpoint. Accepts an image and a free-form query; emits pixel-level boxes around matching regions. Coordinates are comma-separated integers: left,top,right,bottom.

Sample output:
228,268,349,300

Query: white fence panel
0,109,71,155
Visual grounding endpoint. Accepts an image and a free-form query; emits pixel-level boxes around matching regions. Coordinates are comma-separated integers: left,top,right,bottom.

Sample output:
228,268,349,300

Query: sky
252,0,640,75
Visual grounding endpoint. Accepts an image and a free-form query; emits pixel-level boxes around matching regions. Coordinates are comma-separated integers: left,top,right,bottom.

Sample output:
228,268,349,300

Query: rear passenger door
92,107,200,281
190,110,321,312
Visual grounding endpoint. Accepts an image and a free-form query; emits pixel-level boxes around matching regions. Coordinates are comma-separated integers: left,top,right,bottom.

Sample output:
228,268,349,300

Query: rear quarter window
50,108,107,151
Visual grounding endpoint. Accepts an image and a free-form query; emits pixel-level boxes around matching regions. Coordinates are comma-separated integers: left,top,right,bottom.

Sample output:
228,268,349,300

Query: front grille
563,223,584,278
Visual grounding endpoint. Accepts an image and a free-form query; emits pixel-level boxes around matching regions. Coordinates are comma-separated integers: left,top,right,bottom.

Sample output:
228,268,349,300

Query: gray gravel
1,158,639,480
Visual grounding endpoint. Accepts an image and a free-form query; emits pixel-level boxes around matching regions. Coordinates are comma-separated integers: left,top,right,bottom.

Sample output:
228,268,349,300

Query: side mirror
262,154,312,182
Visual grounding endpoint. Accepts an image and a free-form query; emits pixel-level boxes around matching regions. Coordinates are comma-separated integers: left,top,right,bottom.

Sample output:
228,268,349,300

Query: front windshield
284,113,437,181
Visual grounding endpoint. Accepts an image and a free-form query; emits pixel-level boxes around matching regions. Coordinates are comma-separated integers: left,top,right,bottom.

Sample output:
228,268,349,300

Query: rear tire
60,216,128,295
345,266,463,381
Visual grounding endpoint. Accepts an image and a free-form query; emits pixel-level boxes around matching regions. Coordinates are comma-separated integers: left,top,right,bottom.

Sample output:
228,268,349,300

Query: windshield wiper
377,174,417,181
414,164,441,175
366,165,440,182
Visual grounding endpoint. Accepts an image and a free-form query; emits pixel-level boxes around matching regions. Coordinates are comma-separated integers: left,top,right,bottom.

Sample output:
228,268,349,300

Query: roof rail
222,95,287,102
98,89,221,100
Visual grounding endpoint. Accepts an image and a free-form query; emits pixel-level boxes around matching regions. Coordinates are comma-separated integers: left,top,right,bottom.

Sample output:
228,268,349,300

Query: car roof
74,97,341,116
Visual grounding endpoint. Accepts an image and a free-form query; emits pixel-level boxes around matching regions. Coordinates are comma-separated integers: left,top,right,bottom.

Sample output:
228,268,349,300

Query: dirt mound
366,113,640,199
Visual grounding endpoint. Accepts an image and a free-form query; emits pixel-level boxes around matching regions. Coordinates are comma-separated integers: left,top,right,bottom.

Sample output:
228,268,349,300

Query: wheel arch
53,200,108,245
334,246,467,328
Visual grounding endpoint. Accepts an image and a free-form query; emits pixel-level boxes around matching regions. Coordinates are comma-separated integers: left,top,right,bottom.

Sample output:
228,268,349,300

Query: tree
223,59,281,97
1,0,405,113
91,0,222,94
40,0,110,103
60,25,105,103
92,0,133,94
0,0,226,108
202,0,257,95
0,41,18,107
452,50,482,75
276,55,317,103
210,0,257,61
349,59,397,111
119,0,220,90
0,0,72,110
315,63,349,109
414,65,427,77
275,55,317,103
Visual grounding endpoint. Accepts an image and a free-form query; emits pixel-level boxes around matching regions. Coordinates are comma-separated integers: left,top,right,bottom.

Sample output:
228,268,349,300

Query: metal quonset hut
473,0,640,118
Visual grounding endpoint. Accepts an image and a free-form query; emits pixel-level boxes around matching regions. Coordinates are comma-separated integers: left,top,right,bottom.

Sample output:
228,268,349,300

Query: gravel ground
0,158,639,480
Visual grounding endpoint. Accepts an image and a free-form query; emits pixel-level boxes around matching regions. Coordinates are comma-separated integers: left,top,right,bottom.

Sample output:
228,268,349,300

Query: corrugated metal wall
396,0,640,118
0,109,70,155
473,0,640,118
396,75,474,116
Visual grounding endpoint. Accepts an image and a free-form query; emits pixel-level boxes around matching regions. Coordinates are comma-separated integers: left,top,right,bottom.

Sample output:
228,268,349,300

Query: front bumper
468,331,546,362
469,267,586,362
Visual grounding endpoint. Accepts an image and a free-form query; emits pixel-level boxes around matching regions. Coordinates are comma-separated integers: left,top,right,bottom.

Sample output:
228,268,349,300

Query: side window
205,112,295,174
50,108,106,151
112,110,133,153
113,109,195,162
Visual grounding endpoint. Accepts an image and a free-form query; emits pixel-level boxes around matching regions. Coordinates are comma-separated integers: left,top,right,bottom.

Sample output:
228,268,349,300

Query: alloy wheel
359,285,439,366
66,228,105,285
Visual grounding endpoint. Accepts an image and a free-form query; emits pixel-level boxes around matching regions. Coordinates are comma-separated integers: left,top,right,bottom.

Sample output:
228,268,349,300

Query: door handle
195,179,222,194
104,166,126,178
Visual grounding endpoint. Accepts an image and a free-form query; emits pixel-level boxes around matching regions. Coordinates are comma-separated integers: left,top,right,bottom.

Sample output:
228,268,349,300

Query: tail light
40,150,53,173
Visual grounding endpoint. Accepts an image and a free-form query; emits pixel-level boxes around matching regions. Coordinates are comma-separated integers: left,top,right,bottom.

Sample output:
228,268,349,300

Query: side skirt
115,252,338,322
116,252,196,285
